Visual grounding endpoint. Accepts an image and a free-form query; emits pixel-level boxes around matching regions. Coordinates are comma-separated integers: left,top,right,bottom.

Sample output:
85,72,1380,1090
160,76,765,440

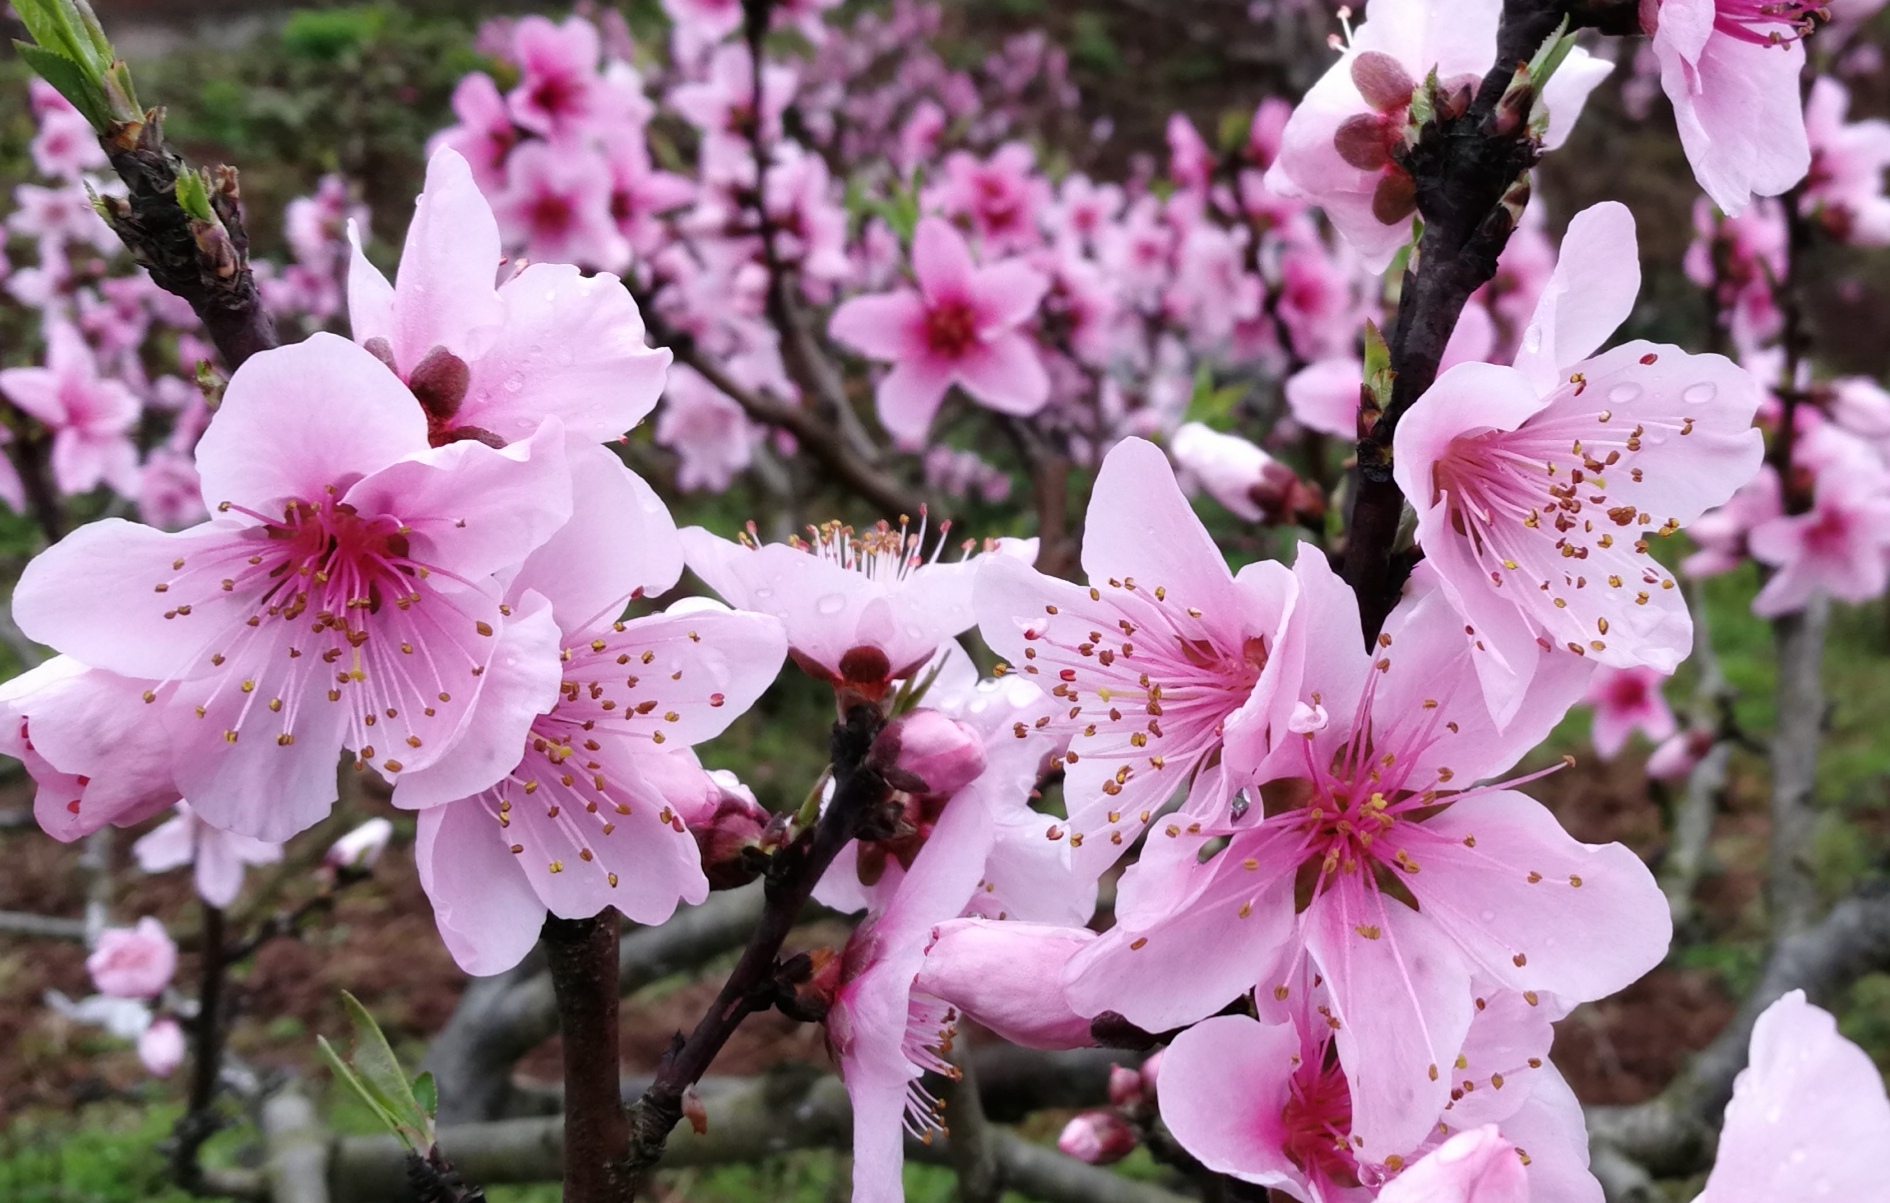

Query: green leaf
316,992,434,1152
174,171,215,223
10,0,138,128
412,1071,438,1121
13,44,110,129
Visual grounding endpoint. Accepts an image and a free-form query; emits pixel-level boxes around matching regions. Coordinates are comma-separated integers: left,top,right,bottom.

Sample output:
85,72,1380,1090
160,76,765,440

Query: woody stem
619,701,892,1198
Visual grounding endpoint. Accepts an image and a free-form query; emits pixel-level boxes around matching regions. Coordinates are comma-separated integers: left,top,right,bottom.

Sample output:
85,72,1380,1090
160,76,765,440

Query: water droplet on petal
1608,382,1642,405
1521,325,1543,353
1682,381,1717,405
503,373,525,394
817,593,847,615
1480,910,1496,923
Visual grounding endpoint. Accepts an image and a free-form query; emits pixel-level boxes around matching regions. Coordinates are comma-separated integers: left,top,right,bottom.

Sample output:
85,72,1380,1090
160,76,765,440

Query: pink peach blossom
925,143,1051,255
1748,469,1890,616
1064,551,1666,1158
416,450,785,975
132,801,283,908
506,15,603,141
1802,76,1890,244
0,321,142,498
976,437,1302,874
1645,0,1813,214
681,513,1013,694
1158,985,1598,1202
1264,0,1498,272
492,141,629,272
1396,202,1764,725
350,148,669,448
428,73,516,191
12,334,574,842
87,917,177,999
1585,666,1678,761
138,1016,187,1077
829,216,1049,447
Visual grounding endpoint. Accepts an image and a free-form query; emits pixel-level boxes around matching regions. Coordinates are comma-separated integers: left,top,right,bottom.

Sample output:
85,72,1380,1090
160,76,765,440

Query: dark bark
169,902,227,1191
1339,0,1593,641
94,113,278,372
619,702,892,1196
543,910,632,1203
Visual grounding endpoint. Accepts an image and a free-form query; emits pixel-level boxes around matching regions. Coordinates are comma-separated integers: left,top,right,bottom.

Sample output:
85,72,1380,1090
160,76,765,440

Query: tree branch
619,703,893,1195
331,1068,1195,1203
1339,0,1559,640
1658,582,1734,933
423,885,770,1124
93,116,279,371
1586,885,1890,1176
169,901,227,1192
542,910,632,1203
944,1031,1004,1203
1767,597,1828,937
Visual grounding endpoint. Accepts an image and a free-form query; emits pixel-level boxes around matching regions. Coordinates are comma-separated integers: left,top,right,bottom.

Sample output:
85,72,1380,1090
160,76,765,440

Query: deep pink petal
874,356,955,447
952,335,1050,416
829,290,928,361
911,216,975,300
966,259,1050,330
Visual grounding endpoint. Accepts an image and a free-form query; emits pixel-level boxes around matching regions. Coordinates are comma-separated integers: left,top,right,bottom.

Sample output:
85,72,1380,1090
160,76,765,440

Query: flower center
1282,1048,1361,1189
1711,0,1827,46
529,192,577,236
924,299,982,359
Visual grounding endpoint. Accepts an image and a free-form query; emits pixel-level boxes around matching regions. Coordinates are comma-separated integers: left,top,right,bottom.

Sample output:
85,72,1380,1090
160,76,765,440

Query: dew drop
1521,325,1543,354
1682,381,1717,405
503,373,525,394
1480,910,1496,923
754,587,774,600
1607,382,1642,405
816,593,847,615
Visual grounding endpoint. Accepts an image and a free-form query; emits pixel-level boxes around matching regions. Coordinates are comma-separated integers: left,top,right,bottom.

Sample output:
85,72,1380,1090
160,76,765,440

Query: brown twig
169,902,227,1192
1339,0,1585,641
619,702,892,1197
93,115,279,372
543,910,632,1203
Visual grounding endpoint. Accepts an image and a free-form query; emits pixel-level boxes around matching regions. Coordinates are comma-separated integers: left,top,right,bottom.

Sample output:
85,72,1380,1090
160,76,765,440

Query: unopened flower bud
1139,1049,1164,1096
1057,1110,1138,1165
324,817,393,876
869,710,986,796
1648,729,1715,782
1108,1064,1144,1107
692,777,773,891
138,1016,186,1078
